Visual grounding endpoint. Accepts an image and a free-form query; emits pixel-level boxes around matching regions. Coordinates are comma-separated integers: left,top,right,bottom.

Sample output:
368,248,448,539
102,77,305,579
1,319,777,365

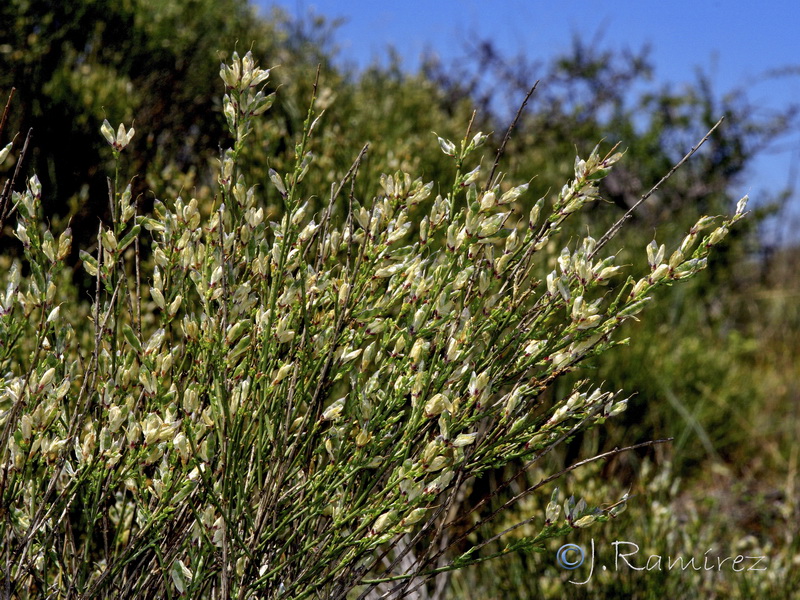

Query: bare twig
0,88,15,141
484,82,539,191
0,128,32,234
590,117,724,259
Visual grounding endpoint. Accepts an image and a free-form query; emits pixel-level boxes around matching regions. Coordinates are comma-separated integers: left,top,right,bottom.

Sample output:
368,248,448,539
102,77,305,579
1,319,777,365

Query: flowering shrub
0,51,747,599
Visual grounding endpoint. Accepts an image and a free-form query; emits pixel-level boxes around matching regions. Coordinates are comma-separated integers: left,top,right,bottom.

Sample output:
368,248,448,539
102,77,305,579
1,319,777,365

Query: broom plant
0,51,747,599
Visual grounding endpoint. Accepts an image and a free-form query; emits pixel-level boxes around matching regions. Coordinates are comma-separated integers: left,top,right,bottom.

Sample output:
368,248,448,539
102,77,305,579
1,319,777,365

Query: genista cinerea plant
0,51,747,599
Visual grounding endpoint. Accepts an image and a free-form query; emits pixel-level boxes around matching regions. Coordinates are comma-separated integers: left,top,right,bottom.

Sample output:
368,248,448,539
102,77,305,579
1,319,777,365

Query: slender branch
452,438,673,553
590,117,724,259
484,81,539,191
0,88,15,141
0,128,33,233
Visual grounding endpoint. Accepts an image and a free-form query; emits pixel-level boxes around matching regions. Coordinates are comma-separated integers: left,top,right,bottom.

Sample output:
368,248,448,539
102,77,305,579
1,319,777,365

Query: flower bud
618,297,651,319
452,432,478,447
321,397,346,421
529,197,544,228
168,295,183,317
419,216,429,244
595,265,622,283
101,229,118,252
668,249,684,270
648,264,669,284
735,195,749,216
468,371,490,398
371,511,397,534
706,225,729,246
436,135,456,156
646,240,665,269
504,228,519,254
545,498,561,525
151,287,166,310
401,508,428,526
15,223,30,246
462,166,481,185
101,120,115,146
574,514,597,528
409,338,428,365
479,191,497,212
500,183,529,205
691,215,717,234
46,281,57,303
0,142,12,164
272,362,293,385
424,393,452,417
38,367,56,390
46,305,60,323
470,131,488,148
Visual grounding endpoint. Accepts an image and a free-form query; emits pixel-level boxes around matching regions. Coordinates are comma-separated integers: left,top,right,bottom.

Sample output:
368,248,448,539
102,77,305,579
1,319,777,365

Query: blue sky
256,0,800,238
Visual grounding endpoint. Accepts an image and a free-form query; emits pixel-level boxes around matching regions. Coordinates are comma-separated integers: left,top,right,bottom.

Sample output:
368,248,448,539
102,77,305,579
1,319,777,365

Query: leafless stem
484,82,538,191
590,117,724,259
0,128,33,233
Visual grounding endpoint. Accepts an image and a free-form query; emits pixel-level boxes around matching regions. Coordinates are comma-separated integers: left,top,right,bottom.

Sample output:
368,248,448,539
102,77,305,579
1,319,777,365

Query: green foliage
1,3,797,599
448,459,800,599
0,49,746,598
0,1,332,245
